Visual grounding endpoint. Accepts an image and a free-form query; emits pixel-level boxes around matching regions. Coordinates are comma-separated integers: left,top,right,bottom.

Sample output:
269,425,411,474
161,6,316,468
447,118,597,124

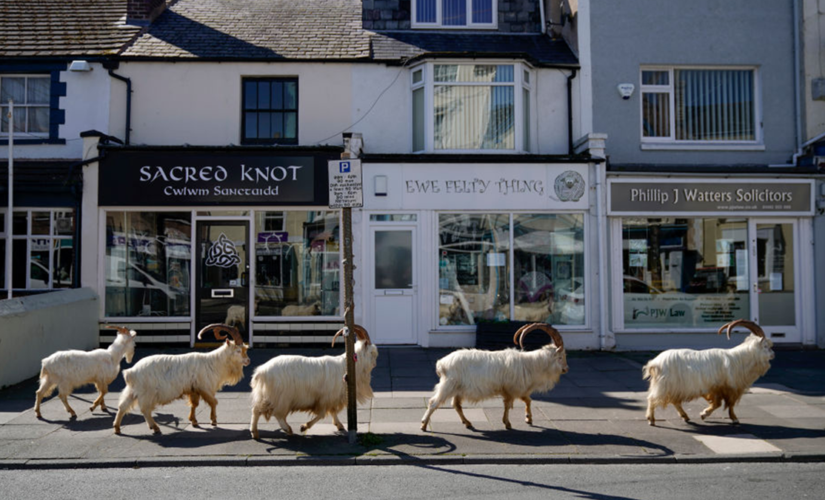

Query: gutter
567,69,577,155
105,63,132,145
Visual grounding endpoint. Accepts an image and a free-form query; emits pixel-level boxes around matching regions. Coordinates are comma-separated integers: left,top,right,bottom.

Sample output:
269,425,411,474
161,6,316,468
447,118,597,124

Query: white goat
643,319,774,426
113,324,250,435
249,325,378,439
281,302,321,316
34,325,137,419
224,305,245,329
421,323,568,430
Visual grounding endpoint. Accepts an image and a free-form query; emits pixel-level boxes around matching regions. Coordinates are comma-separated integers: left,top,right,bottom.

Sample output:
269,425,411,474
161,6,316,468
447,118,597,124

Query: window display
622,217,749,328
254,211,340,317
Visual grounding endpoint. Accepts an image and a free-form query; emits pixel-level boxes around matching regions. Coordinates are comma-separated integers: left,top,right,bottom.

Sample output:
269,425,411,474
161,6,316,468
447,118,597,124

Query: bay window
413,62,532,153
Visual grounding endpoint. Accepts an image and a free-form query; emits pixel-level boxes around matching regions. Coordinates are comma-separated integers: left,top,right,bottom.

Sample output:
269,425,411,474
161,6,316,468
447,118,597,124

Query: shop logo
554,171,586,202
205,233,242,268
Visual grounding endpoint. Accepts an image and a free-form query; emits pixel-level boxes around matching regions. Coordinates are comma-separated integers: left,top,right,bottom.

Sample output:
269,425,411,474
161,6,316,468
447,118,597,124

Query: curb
3,452,824,470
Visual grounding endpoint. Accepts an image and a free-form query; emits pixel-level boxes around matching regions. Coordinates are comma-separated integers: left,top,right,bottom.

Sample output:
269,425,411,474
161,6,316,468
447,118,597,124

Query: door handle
212,289,234,298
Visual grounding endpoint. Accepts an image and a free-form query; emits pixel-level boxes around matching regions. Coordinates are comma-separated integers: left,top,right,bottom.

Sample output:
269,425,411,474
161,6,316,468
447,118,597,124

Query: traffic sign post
328,157,363,444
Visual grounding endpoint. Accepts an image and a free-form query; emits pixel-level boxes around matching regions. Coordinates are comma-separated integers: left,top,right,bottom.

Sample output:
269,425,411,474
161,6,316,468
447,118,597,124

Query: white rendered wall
0,63,111,159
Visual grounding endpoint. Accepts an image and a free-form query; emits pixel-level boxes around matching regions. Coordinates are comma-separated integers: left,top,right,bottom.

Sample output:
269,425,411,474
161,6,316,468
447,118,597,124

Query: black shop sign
99,149,336,206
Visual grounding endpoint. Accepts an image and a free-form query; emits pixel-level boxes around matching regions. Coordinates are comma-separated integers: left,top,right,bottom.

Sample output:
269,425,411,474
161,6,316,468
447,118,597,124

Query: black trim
241,77,299,145
361,153,600,163
608,164,819,175
0,63,68,144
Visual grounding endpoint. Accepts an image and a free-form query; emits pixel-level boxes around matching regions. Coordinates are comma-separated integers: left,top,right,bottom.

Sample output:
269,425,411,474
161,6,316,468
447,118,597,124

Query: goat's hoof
700,414,708,421
251,431,260,440
113,427,121,435
191,421,199,428
211,421,218,427
525,418,533,425
69,414,77,420
35,412,42,419
731,419,740,425
299,425,308,433
420,422,428,431
682,417,691,423
152,427,161,435
648,420,656,426
90,406,96,412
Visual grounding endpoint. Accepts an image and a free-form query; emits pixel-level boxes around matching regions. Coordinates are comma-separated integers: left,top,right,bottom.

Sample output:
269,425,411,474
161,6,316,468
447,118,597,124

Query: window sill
640,143,765,152
410,25,499,31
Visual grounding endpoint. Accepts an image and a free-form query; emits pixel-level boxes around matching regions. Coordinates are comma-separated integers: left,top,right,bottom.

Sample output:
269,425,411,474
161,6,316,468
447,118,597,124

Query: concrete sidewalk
1,347,824,469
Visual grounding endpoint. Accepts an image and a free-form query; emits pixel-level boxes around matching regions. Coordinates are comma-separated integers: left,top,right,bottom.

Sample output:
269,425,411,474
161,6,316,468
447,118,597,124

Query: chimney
127,0,167,25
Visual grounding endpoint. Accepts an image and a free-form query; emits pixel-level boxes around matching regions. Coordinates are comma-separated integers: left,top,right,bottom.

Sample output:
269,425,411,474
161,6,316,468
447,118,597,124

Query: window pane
244,81,257,110
472,0,493,23
53,211,75,236
0,106,7,133
271,81,283,110
28,107,49,133
27,77,50,104
12,239,25,289
434,85,514,150
30,241,50,289
0,77,25,103
13,212,27,235
284,81,297,110
435,64,514,83
271,112,284,139
32,212,50,235
642,71,669,86
443,0,467,26
416,0,436,23
284,112,297,139
514,214,585,325
756,223,795,326
622,218,749,328
254,211,340,317
2,106,25,133
258,112,271,139
52,239,74,288
522,87,530,151
412,69,423,85
0,240,4,290
438,214,510,325
675,69,754,141
105,212,192,317
642,92,670,138
375,230,412,289
257,81,270,109
413,87,425,151
245,112,258,139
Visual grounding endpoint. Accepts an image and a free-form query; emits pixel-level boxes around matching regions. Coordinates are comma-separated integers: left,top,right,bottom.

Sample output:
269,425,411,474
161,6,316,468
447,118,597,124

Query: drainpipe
107,68,132,145
567,69,577,155
539,0,546,34
771,0,805,167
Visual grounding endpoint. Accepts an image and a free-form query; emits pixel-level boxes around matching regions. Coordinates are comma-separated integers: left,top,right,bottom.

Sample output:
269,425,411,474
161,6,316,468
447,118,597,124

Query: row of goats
33,319,774,436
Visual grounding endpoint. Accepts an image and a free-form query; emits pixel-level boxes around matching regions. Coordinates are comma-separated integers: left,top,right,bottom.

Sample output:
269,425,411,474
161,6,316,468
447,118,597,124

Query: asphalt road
0,463,823,499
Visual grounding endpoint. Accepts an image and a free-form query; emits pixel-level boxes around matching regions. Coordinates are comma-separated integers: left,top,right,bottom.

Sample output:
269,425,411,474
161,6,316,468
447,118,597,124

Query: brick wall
127,0,167,24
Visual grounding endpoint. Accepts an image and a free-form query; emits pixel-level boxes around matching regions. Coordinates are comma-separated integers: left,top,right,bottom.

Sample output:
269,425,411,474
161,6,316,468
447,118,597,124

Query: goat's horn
331,324,371,347
198,323,243,344
718,319,746,340
517,323,563,351
725,319,765,339
331,327,345,347
513,324,533,349
104,324,131,335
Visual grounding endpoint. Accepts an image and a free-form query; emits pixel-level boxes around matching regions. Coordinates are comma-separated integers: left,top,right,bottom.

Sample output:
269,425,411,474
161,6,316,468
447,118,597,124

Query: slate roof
0,0,578,67
0,0,142,57
370,32,579,67
121,0,372,60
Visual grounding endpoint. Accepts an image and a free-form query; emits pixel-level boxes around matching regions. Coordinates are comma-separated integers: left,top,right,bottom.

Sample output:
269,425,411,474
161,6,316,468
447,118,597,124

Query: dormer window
413,0,496,29
412,62,533,153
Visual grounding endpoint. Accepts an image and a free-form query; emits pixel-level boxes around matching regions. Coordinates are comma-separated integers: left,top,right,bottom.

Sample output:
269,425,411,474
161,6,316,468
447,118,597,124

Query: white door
369,225,417,344
748,219,800,343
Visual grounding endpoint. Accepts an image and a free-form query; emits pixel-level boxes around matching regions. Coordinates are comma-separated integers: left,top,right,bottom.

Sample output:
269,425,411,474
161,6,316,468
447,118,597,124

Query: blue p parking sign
340,161,351,173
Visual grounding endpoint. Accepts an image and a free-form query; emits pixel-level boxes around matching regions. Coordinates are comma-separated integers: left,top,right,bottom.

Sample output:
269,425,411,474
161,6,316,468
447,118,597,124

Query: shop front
361,159,601,349
608,177,816,347
92,147,343,346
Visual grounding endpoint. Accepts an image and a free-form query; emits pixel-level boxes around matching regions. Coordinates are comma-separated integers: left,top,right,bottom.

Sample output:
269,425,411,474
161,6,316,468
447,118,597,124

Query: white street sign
328,159,363,208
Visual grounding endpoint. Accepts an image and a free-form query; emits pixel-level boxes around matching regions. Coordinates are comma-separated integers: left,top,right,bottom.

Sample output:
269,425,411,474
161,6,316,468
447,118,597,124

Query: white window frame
639,66,763,150
411,60,533,154
412,0,498,29
1,208,75,291
0,74,51,138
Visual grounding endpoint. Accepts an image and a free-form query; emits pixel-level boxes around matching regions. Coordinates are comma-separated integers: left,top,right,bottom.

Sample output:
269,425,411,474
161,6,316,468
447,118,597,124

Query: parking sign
328,159,363,208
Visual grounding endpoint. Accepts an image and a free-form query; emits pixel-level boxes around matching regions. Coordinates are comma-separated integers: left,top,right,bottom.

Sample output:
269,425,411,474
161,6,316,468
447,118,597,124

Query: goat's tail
117,385,138,412
642,362,659,382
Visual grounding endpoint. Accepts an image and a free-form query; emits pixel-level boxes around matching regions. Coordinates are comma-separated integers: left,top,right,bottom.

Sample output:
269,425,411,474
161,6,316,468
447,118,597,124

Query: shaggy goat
643,319,774,426
249,325,378,439
113,324,250,435
34,325,137,419
420,323,567,430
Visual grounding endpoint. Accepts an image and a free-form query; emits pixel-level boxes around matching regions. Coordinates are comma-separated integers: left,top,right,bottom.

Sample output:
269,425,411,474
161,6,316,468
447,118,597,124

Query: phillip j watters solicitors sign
608,179,815,216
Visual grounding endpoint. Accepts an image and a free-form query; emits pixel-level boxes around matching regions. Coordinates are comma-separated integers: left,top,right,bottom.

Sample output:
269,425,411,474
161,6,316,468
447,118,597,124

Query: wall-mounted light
617,83,635,100
374,175,388,197
69,60,93,72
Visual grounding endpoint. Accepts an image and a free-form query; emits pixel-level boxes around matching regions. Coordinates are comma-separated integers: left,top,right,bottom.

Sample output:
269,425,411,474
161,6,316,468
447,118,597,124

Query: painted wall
0,288,98,389
803,0,825,141
590,0,797,165
112,62,354,148
0,63,111,160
